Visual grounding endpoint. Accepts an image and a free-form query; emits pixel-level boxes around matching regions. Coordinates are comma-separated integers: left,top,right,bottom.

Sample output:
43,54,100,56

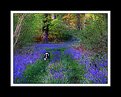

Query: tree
14,14,26,48
42,14,51,43
103,13,108,32
76,13,81,30
81,13,86,29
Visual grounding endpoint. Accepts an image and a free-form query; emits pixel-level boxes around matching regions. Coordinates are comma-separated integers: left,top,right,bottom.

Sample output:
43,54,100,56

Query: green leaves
49,18,67,32
65,57,85,83
14,13,44,48
77,14,107,51
16,47,86,84
23,60,49,83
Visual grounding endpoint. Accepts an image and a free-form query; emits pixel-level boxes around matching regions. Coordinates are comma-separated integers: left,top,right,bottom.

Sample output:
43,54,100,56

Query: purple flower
53,72,64,79
13,42,108,84
85,66,108,84
99,60,108,67
64,48,82,60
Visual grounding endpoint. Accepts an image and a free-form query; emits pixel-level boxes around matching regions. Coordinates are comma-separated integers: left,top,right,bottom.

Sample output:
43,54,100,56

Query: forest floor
13,39,108,84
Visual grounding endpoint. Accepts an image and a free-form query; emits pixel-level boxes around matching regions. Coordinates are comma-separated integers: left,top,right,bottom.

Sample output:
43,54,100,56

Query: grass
15,47,86,84
15,59,49,83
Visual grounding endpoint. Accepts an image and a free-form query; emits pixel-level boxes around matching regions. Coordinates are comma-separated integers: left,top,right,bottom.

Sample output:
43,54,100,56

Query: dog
43,52,50,60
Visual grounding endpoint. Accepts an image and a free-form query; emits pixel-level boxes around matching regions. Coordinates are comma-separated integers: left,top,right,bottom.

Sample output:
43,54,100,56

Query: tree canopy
13,13,108,53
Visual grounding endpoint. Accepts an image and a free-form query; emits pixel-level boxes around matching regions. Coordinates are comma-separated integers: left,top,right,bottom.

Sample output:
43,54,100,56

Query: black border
0,0,114,96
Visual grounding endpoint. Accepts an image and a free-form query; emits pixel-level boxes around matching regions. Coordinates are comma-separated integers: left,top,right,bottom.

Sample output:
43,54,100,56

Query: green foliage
15,13,44,48
78,14,107,52
17,48,85,84
49,18,68,32
14,13,108,84
49,18,72,42
22,59,49,83
13,14,19,32
46,53,85,84
63,56,85,83
13,13,25,32
14,13,108,52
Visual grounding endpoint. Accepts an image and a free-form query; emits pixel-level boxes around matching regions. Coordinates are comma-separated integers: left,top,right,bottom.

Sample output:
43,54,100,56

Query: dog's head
44,52,50,60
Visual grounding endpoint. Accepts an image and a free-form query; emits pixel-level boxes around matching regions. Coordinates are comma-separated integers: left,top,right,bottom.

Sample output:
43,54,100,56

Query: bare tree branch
14,14,26,48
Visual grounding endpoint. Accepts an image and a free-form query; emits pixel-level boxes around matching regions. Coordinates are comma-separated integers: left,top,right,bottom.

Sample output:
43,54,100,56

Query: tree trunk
14,14,25,48
83,13,86,29
42,14,49,43
76,13,81,30
44,25,49,43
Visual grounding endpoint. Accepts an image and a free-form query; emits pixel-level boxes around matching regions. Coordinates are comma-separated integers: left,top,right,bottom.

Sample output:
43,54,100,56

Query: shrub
17,47,86,84
78,14,107,52
21,60,49,83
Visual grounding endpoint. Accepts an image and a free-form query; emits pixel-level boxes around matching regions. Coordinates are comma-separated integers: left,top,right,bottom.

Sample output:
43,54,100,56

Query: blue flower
14,42,108,84
53,72,64,79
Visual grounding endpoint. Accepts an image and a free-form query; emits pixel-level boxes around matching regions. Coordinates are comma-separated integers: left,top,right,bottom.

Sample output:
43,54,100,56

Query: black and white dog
43,52,50,60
